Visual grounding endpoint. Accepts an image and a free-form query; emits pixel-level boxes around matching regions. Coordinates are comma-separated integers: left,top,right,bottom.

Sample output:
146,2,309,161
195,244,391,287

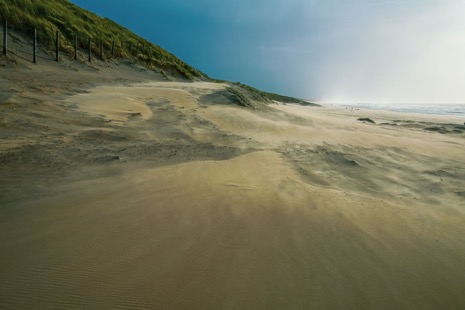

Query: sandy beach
1,56,465,309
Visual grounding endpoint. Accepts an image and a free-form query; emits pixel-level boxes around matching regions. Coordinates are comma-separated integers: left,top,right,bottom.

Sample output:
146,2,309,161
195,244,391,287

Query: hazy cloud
72,0,465,103
306,0,465,103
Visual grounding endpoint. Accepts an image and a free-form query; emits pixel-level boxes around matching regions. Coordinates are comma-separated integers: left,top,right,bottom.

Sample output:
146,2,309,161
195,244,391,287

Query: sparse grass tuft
357,118,376,124
233,82,318,106
226,86,255,109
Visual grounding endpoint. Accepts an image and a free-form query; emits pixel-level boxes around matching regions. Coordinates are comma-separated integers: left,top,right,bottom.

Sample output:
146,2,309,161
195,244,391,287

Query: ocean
340,103,465,117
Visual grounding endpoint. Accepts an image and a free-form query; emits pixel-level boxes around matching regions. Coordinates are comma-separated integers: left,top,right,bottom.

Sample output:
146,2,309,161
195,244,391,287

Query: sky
70,0,465,104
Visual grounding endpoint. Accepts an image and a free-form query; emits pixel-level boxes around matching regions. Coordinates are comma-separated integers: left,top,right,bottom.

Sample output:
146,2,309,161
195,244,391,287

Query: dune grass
212,79,317,106
0,0,206,79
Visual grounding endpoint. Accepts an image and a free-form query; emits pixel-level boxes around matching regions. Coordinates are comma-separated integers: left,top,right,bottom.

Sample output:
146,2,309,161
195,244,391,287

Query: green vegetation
0,0,206,79
424,125,465,134
225,82,317,110
213,80,317,106
262,92,315,106
233,82,318,106
226,86,255,109
357,117,376,124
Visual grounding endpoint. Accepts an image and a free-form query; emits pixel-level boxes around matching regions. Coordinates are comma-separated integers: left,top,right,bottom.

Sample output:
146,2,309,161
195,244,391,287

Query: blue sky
70,0,465,104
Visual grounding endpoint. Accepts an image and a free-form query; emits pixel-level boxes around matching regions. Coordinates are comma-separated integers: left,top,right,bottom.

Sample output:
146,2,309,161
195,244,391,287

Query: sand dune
1,62,465,309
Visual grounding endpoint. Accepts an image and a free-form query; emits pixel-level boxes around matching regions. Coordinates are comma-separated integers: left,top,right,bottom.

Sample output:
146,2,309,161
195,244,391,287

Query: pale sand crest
1,73,465,309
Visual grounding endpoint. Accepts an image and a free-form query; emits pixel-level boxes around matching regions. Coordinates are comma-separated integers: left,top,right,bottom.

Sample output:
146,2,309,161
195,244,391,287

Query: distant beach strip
339,103,465,116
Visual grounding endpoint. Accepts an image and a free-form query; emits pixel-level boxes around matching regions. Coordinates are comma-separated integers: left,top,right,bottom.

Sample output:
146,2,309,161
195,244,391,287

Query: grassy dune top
0,0,206,79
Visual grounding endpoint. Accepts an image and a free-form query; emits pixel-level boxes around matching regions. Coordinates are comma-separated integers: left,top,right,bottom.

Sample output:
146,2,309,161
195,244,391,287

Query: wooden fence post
74,35,78,60
3,19,7,55
55,31,59,62
129,43,133,57
88,38,92,62
33,28,37,63
112,41,115,59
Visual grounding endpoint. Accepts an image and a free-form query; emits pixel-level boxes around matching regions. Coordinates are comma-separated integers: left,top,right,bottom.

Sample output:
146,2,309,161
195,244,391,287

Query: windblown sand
1,60,465,309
